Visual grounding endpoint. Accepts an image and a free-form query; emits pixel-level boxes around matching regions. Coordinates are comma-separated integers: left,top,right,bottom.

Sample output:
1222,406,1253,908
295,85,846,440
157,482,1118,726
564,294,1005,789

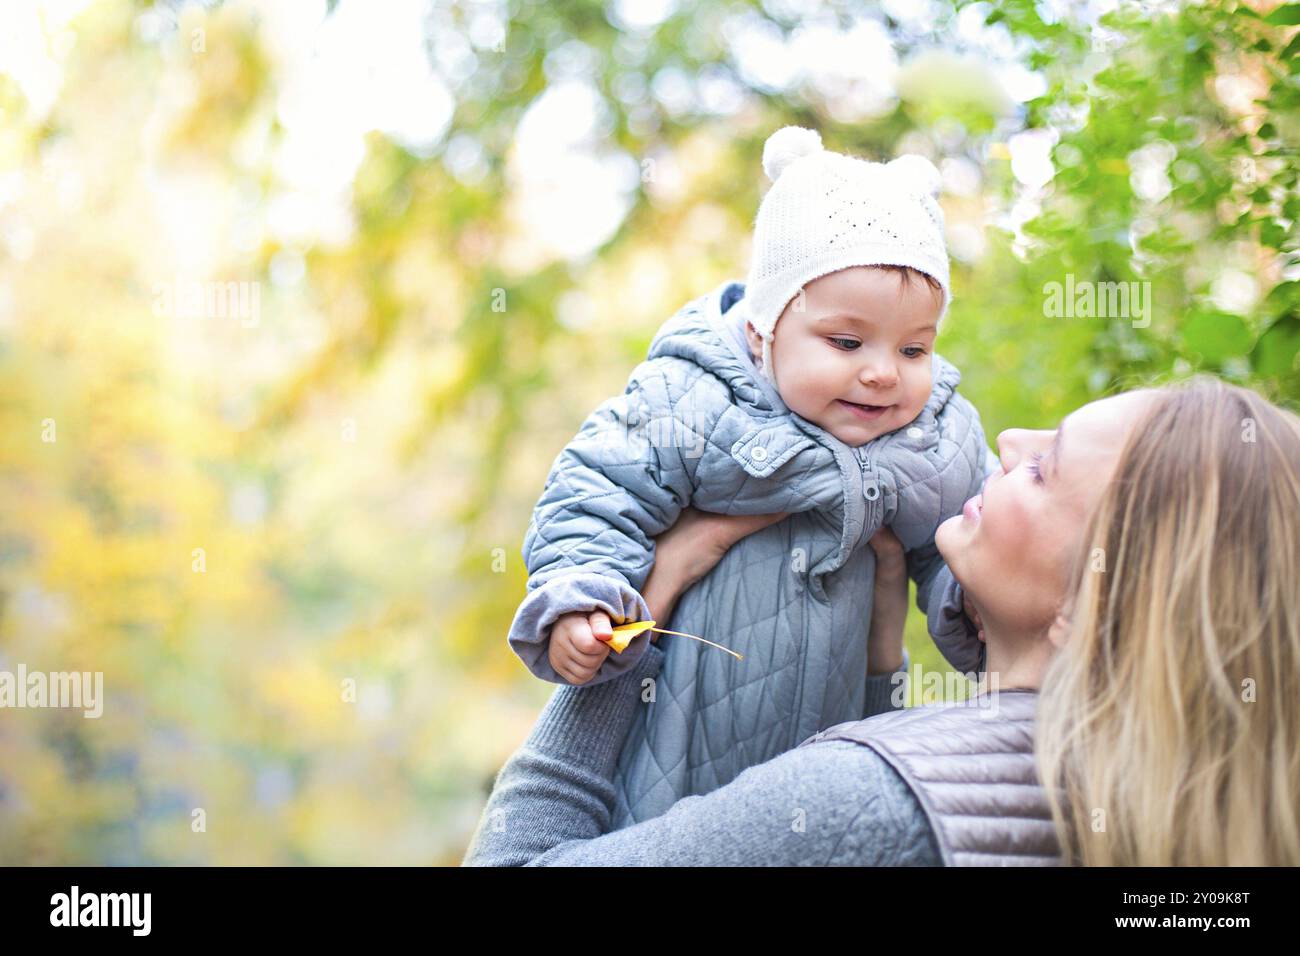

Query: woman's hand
866,526,907,675
640,508,789,631
963,593,986,643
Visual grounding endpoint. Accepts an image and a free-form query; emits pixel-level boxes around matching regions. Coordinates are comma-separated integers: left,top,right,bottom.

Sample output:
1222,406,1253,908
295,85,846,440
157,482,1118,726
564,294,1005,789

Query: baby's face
748,266,941,447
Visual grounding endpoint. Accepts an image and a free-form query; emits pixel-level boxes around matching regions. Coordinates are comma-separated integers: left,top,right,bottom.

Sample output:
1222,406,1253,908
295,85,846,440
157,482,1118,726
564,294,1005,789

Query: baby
507,127,993,828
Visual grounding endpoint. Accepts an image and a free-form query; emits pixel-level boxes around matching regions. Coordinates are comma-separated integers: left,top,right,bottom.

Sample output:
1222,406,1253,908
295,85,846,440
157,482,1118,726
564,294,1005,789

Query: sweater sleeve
462,644,941,867
864,648,909,718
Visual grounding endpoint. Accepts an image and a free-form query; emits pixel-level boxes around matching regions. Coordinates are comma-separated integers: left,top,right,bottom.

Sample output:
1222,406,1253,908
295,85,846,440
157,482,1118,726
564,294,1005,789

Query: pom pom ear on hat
761,126,824,182
884,154,943,197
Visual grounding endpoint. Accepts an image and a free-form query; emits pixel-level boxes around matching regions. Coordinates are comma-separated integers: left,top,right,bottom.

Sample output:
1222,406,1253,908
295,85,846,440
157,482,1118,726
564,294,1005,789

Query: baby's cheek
902,369,933,418
776,369,828,415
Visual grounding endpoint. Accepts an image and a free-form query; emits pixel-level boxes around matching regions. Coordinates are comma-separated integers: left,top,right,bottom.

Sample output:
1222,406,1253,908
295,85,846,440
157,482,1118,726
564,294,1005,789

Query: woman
1034,380,1300,865
462,378,1300,865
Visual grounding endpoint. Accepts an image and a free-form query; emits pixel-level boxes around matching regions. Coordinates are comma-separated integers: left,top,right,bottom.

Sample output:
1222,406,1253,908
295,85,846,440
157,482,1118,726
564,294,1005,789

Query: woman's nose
996,430,1022,472
996,428,1050,474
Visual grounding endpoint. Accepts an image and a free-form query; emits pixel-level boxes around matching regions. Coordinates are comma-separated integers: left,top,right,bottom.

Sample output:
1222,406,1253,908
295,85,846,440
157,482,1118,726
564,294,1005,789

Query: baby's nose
861,362,898,386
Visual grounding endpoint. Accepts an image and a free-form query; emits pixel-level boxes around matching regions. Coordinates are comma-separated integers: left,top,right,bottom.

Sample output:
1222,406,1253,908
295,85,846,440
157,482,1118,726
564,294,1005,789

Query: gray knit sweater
461,642,942,866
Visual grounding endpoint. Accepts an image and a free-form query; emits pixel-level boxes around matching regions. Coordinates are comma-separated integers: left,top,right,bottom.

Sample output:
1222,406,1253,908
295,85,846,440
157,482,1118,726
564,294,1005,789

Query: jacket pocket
729,427,817,479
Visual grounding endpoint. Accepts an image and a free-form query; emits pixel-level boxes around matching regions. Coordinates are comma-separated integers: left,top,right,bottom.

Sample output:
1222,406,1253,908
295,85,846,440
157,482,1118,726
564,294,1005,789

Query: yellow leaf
607,619,656,653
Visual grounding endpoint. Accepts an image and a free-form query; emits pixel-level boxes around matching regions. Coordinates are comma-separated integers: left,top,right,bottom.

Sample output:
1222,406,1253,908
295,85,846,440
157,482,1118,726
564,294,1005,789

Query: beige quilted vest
800,689,1063,866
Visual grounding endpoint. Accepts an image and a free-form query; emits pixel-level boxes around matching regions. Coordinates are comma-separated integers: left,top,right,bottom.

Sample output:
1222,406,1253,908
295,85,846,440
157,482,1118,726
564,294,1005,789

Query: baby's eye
828,337,860,351
901,346,928,358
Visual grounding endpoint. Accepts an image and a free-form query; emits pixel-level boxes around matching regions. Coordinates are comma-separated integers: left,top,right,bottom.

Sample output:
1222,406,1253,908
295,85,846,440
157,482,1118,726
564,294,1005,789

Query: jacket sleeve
507,361,716,685
923,449,1000,674
462,644,941,866
901,430,983,619
894,387,1003,675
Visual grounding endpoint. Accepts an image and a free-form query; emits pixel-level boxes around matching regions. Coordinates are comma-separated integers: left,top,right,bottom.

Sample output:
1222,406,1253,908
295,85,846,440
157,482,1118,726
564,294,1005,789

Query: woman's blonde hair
1035,377,1300,865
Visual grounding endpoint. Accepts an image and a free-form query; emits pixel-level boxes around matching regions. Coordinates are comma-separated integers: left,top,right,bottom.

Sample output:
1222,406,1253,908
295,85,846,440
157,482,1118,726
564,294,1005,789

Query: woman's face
936,390,1156,640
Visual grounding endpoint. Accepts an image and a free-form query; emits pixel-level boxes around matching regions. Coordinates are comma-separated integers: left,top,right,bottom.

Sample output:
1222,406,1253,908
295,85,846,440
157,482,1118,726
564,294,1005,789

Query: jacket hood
645,281,777,413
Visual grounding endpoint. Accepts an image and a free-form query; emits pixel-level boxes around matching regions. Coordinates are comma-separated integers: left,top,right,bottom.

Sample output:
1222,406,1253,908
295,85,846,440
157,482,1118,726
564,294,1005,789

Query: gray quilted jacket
507,279,993,827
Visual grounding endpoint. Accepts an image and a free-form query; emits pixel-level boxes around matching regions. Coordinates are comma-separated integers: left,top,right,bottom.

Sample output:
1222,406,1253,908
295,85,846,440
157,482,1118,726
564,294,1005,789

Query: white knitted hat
743,126,951,383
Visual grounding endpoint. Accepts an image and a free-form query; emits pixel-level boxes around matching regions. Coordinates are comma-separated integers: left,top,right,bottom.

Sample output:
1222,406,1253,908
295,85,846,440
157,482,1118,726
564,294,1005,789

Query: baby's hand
548,610,614,685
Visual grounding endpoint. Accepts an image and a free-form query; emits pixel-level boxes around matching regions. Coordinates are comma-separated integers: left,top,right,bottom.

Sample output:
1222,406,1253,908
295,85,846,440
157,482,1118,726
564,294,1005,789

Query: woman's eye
1027,451,1046,485
828,337,860,351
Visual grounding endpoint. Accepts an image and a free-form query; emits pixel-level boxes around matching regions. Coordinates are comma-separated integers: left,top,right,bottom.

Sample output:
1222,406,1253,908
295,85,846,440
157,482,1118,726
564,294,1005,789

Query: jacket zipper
792,439,881,749
855,442,881,538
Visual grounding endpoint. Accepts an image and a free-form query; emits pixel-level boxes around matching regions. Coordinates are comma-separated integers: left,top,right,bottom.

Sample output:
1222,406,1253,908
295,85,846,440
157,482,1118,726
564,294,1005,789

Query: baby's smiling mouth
836,399,894,421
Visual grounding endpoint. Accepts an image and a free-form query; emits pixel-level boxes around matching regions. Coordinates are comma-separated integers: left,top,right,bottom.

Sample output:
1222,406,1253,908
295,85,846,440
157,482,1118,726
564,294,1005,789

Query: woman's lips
837,399,894,422
962,493,983,523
